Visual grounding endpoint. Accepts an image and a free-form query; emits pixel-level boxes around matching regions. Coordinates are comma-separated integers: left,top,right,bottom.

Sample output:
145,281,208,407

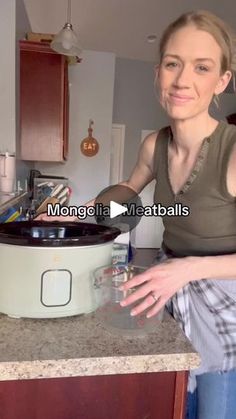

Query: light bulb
62,39,72,50
61,28,73,50
51,22,82,56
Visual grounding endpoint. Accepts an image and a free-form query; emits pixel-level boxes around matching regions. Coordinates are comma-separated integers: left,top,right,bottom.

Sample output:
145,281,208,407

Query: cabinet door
20,41,69,162
0,371,188,419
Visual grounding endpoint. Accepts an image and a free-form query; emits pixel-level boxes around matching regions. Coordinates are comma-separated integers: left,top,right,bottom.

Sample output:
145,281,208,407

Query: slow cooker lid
0,221,121,247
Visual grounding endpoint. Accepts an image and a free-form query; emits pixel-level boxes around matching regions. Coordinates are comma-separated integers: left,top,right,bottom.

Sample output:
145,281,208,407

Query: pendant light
51,0,82,56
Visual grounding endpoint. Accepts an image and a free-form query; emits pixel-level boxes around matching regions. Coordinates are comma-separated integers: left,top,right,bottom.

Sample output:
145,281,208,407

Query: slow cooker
0,221,120,318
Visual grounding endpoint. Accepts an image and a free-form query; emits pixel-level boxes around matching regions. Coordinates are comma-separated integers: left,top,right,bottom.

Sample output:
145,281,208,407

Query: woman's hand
34,213,78,222
119,257,201,318
34,198,95,222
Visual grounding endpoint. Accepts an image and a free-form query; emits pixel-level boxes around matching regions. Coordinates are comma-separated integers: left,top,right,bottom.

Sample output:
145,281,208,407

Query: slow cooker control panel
40,270,72,307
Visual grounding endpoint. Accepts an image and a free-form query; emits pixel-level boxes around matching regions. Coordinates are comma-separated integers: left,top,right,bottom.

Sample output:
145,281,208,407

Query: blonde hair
158,10,236,106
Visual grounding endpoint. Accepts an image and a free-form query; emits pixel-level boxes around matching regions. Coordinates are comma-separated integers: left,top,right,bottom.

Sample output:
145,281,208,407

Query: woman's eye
197,65,208,72
165,62,178,68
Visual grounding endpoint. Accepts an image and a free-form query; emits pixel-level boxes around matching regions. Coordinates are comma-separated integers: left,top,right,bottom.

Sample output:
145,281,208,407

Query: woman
117,10,236,419
38,10,236,418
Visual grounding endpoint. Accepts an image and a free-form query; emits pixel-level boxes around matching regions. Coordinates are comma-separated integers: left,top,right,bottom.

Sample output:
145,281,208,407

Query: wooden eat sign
80,120,99,157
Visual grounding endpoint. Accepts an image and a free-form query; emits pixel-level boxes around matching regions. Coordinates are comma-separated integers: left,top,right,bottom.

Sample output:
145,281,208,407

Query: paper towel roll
0,153,16,193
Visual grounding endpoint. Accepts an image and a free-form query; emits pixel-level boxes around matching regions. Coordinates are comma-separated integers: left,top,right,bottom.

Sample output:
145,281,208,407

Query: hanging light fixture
51,0,82,56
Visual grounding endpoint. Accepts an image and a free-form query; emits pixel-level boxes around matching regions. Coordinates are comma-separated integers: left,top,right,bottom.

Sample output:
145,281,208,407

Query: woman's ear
154,64,160,85
215,70,232,95
154,64,159,76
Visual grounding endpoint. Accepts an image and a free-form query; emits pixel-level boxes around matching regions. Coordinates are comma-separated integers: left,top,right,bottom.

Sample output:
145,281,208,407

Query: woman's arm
36,132,158,220
121,131,158,193
84,131,157,205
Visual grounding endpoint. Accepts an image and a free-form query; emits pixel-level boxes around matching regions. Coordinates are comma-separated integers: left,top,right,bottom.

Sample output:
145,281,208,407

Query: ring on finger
151,292,158,303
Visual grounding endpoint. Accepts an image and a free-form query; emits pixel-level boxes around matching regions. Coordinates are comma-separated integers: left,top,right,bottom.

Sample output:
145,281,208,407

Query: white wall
0,0,16,153
35,50,115,205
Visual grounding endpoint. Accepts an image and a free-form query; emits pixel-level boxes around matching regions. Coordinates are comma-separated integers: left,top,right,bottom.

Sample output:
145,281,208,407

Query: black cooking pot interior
0,221,121,247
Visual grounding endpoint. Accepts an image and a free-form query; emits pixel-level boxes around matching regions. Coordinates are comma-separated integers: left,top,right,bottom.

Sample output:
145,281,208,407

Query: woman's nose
173,65,192,88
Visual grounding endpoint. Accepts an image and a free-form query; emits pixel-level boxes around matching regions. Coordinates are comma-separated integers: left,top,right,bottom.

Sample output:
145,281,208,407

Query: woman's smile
168,93,194,105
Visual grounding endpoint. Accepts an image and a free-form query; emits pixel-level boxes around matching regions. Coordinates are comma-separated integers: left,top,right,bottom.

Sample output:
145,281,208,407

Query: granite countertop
0,309,200,381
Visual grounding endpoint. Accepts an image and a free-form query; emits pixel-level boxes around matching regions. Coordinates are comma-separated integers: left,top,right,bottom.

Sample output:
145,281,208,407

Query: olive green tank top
153,120,236,256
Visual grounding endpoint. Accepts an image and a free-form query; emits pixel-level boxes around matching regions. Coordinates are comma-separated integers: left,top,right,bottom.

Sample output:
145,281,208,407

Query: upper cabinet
19,41,69,162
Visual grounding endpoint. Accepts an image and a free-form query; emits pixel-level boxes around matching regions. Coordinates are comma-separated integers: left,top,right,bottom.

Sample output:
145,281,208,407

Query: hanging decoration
80,120,99,157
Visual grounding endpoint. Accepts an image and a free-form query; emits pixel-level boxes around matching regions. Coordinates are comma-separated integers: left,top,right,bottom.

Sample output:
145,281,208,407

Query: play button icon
94,184,143,232
110,201,128,219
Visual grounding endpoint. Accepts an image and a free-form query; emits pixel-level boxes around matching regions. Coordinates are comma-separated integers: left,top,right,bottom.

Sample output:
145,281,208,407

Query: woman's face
157,25,231,121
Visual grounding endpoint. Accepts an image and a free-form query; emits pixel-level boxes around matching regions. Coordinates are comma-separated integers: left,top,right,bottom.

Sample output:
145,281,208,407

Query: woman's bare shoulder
142,126,169,145
140,131,159,162
142,130,159,145
141,126,169,156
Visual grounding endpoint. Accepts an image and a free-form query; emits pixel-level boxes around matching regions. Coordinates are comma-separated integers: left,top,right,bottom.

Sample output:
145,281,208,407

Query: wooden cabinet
19,41,69,162
0,371,188,419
